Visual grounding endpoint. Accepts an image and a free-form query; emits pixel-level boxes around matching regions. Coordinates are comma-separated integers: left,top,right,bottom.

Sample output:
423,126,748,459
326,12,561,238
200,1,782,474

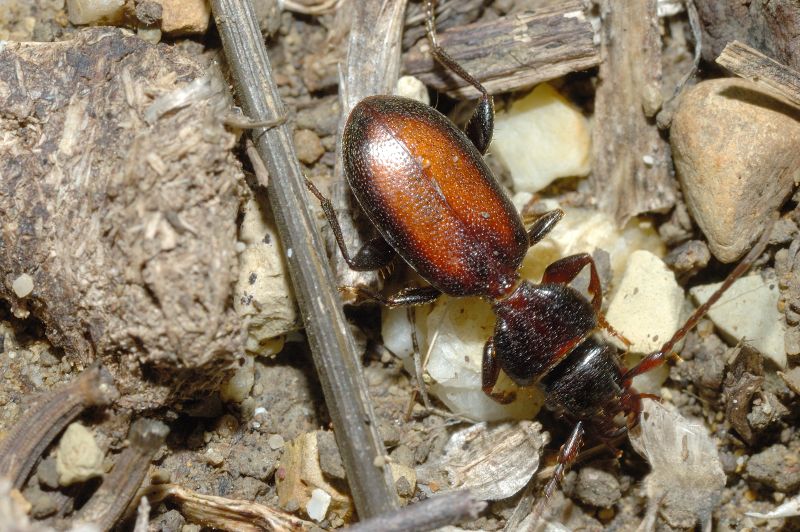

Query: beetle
305,0,773,517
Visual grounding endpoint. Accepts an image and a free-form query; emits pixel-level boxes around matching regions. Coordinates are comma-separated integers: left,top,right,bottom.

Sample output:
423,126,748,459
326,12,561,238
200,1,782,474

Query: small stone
691,275,787,368
395,75,429,105
235,194,297,355
574,467,621,508
135,0,163,25
66,0,125,25
390,463,417,498
153,509,185,532
137,26,162,44
204,447,225,467
294,129,325,165
317,431,345,480
306,488,331,522
606,250,684,354
780,367,800,395
268,434,285,450
605,250,682,393
11,274,33,298
664,239,710,277
490,83,591,193
671,79,800,263
746,444,800,492
220,355,255,403
56,423,105,486
157,0,210,35
36,456,60,490
23,484,57,519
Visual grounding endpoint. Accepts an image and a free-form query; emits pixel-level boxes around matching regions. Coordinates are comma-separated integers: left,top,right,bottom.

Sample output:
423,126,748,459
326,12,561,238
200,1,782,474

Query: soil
0,1,798,531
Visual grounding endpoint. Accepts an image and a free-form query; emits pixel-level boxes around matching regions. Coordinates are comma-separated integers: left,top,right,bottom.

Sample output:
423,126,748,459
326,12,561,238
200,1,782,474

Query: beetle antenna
624,214,776,382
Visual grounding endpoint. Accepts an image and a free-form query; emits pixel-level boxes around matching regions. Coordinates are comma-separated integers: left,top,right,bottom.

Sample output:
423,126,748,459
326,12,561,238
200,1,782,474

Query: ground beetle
306,0,773,516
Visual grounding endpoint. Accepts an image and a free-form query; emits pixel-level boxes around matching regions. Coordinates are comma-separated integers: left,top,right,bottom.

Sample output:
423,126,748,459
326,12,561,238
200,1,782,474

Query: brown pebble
671,78,800,263
294,129,325,165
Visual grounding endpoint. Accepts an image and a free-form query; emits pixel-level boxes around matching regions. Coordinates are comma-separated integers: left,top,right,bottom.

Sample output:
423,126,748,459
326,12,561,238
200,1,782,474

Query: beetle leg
306,178,396,270
526,209,564,247
425,0,494,155
339,285,441,307
532,421,585,522
541,253,603,310
481,338,516,404
541,254,631,347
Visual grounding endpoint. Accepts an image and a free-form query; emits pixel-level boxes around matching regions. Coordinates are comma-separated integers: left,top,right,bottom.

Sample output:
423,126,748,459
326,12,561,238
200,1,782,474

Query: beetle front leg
542,253,631,347
306,178,396,271
481,338,516,404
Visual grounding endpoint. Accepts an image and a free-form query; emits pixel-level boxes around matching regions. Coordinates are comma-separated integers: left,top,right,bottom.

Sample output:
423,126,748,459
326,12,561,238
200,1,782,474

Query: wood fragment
716,40,800,109
329,0,409,297
146,483,317,531
348,490,485,532
693,0,800,72
404,1,600,98
589,0,676,226
209,0,398,518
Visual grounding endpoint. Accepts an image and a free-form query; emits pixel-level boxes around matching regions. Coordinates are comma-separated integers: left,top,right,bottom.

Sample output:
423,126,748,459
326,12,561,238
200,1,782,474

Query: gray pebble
746,444,800,492
574,467,621,508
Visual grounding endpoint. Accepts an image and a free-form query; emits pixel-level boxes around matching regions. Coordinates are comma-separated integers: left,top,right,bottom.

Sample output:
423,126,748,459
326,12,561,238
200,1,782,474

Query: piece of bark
0,29,245,406
694,0,800,72
589,0,676,226
329,0,409,298
404,1,600,98
716,41,800,109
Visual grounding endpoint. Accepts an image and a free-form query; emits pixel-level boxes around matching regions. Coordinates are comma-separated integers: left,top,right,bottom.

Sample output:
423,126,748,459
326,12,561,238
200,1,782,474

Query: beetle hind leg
531,421,585,522
424,0,494,155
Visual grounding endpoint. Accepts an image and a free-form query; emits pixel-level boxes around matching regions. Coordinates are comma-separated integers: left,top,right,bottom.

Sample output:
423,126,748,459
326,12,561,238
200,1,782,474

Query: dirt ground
0,1,799,531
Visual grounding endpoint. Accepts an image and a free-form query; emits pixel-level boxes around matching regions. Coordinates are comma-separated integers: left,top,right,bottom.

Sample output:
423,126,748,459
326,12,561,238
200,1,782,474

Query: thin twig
209,0,398,518
716,40,800,108
348,490,486,532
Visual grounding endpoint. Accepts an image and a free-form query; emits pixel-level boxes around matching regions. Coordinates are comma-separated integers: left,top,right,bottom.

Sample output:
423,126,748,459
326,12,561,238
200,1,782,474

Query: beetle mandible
306,0,773,514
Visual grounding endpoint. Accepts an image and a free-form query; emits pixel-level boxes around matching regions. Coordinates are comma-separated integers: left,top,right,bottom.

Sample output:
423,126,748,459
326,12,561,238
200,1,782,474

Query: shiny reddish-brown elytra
305,0,773,517
343,95,526,299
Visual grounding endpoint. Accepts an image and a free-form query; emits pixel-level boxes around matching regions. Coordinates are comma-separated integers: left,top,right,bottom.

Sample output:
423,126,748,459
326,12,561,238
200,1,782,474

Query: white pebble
56,423,105,486
490,83,591,193
11,274,33,298
605,250,685,353
306,488,331,522
268,434,285,450
219,356,255,403
67,0,124,25
690,274,786,368
395,75,430,105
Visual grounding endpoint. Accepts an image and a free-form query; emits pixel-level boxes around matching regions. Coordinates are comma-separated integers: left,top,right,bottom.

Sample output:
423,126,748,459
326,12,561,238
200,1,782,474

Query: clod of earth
0,29,246,405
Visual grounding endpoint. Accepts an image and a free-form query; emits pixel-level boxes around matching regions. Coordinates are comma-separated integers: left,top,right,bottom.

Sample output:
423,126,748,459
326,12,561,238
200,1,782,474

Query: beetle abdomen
343,96,527,297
